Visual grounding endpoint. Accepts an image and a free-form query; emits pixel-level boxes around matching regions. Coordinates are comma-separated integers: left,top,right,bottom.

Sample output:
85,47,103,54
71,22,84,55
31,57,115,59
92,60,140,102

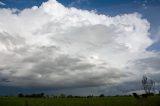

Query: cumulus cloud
0,0,159,94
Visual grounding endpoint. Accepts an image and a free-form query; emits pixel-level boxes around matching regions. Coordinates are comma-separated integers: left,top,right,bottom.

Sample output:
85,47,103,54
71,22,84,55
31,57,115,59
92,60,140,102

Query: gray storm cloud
0,0,159,92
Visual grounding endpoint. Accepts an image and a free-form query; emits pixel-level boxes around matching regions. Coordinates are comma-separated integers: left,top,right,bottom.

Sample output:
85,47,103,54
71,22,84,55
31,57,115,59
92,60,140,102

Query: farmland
0,95,160,106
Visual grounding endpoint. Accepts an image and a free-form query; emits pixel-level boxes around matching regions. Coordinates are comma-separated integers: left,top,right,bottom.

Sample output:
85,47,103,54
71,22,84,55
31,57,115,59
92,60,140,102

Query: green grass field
0,96,160,106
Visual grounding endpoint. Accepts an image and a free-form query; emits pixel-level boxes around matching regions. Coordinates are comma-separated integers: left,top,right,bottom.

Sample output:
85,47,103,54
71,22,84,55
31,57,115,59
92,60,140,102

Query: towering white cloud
0,0,157,92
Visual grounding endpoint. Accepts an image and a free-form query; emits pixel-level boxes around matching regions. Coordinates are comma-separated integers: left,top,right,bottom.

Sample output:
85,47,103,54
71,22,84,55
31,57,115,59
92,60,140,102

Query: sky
0,0,160,96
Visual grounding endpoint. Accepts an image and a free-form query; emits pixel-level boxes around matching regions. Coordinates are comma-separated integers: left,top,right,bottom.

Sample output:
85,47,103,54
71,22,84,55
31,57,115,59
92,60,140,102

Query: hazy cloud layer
0,0,159,94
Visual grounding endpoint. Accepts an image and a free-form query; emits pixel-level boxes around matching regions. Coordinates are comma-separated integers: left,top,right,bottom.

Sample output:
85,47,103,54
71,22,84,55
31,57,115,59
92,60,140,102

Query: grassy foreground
0,96,160,106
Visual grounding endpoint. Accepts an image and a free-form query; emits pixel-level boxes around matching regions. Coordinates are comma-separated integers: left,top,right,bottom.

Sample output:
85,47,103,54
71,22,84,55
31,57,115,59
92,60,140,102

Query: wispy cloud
0,1,5,6
68,0,89,7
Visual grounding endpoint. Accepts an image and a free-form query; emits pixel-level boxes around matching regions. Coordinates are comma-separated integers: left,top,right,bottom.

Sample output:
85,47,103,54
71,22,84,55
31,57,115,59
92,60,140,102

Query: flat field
0,96,160,106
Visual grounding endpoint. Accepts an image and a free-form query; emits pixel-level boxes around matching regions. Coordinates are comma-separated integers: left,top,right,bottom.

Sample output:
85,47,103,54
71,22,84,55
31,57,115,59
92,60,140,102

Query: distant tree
115,95,119,97
60,94,66,98
132,93,140,99
18,93,24,97
39,92,45,97
67,95,73,98
99,94,105,97
22,93,45,98
87,95,93,98
142,94,148,98
142,75,155,94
